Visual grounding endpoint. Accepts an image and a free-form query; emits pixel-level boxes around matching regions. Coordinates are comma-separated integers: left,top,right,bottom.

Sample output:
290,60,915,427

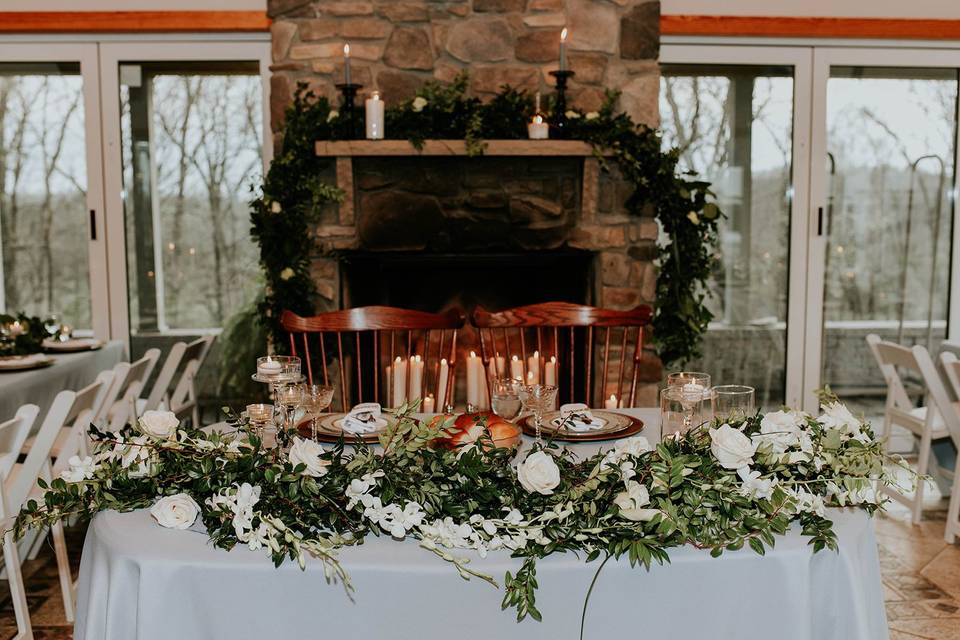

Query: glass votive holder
256,355,301,381
712,385,755,422
666,371,711,390
660,385,706,438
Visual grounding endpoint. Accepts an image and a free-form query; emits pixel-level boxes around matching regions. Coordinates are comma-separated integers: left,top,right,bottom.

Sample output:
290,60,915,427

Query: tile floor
0,500,956,639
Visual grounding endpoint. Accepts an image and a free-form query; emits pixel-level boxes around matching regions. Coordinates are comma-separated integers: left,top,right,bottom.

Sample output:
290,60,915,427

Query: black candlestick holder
336,83,363,139
549,70,575,138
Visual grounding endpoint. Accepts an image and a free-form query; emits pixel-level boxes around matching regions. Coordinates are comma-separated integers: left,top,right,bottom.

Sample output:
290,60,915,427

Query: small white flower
411,96,428,112
327,110,339,122
687,211,700,225
602,435,653,468
709,424,757,470
150,493,200,530
818,402,861,435
59,455,97,483
287,437,330,477
753,410,804,454
517,451,561,495
279,267,295,281
737,467,776,500
585,111,599,120
565,110,580,119
613,481,659,522
138,410,179,440
270,200,282,214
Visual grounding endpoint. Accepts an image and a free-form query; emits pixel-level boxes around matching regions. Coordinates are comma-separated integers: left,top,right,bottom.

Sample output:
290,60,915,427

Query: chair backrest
108,348,161,430
9,377,105,509
281,307,465,412
143,341,187,412
168,335,215,417
940,352,960,412
866,334,914,411
938,341,960,401
471,301,653,408
0,405,39,481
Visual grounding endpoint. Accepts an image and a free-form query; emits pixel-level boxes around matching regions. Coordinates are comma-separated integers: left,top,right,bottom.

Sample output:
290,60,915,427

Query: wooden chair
281,307,465,412
0,404,39,639
866,334,957,525
471,301,653,408
141,336,215,426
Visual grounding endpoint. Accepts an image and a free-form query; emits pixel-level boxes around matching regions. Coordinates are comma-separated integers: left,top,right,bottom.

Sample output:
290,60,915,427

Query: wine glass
660,386,705,438
275,383,304,445
712,385,755,422
491,378,522,421
42,315,61,339
301,384,335,439
246,403,274,439
666,371,711,431
518,384,558,445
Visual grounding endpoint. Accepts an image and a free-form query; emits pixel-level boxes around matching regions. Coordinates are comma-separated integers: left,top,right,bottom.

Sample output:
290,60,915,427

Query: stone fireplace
267,0,662,405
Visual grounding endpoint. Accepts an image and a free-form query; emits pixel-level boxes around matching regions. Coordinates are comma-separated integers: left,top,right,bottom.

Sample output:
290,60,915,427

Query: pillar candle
436,358,449,411
423,394,435,414
343,43,352,84
408,355,423,403
392,356,407,408
526,370,536,387
494,353,506,377
528,114,549,140
559,28,568,71
527,350,541,384
510,355,524,382
545,356,556,386
605,394,618,410
365,91,384,140
466,351,482,409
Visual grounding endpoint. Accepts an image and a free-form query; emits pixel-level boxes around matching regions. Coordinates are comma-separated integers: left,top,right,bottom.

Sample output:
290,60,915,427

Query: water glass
712,385,755,422
518,384,558,444
301,384,335,439
491,378,522,421
660,386,706,438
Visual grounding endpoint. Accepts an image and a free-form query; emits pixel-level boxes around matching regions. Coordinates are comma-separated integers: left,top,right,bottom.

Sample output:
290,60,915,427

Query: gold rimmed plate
42,338,103,353
519,410,644,442
0,354,56,372
297,413,395,444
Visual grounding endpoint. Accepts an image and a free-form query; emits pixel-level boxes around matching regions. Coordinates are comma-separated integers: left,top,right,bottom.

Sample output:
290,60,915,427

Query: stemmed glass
275,383,304,446
301,384,335,439
519,384,558,445
245,403,274,439
666,371,711,431
491,378,522,421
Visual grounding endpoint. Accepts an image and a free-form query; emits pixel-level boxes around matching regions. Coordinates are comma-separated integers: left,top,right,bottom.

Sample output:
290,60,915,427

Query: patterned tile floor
0,497,956,639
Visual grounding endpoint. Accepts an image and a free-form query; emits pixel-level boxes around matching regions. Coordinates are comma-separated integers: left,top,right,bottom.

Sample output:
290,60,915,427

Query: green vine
251,75,721,365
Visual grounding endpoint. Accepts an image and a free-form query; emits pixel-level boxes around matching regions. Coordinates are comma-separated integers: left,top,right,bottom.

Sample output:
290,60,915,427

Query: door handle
89,209,97,241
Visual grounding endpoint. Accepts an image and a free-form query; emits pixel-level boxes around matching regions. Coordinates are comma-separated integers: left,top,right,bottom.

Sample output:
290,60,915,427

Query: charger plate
0,354,55,372
43,338,103,353
296,413,394,444
519,410,643,442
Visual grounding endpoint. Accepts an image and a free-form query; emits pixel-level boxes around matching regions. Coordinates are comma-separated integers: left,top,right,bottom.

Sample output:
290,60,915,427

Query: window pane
660,64,794,408
821,67,958,413
0,63,91,328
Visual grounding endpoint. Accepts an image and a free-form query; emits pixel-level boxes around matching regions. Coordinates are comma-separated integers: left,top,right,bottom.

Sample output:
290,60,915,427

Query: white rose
517,451,560,495
613,480,659,522
138,410,179,439
287,437,330,477
709,423,756,470
150,493,200,530
411,96,428,112
753,410,804,453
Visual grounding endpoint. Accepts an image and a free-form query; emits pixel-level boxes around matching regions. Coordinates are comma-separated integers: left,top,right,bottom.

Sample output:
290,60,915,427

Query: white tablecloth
73,409,888,640
0,341,125,421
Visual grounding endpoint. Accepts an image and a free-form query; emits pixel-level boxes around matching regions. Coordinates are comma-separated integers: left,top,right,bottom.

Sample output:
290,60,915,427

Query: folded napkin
557,403,604,432
342,403,384,434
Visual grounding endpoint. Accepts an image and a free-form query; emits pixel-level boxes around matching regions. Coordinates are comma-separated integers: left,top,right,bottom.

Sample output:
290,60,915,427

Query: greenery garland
0,312,46,357
250,74,721,366
15,394,903,622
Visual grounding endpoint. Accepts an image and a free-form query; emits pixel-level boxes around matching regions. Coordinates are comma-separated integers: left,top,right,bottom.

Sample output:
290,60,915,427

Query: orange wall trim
661,15,960,40
0,11,271,33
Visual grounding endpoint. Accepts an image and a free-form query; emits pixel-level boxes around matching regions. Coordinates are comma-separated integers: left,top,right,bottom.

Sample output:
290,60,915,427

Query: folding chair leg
947,465,960,544
4,527,33,639
914,431,933,525
51,521,75,623
192,404,200,429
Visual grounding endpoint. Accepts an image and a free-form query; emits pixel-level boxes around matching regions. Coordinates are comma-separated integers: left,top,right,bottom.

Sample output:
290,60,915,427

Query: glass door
660,46,812,409
805,48,960,415
0,44,108,338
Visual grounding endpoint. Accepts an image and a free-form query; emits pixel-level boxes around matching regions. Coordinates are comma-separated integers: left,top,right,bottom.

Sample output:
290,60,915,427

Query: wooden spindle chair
471,301,653,408
280,307,465,412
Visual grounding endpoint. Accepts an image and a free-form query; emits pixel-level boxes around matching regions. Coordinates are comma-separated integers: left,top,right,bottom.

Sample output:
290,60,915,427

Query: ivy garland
251,74,721,366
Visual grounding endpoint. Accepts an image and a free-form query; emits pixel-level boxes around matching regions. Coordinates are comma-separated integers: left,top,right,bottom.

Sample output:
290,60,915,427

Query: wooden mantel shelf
315,139,595,157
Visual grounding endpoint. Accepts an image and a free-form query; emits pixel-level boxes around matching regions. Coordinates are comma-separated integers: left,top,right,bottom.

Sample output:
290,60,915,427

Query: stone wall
268,0,661,133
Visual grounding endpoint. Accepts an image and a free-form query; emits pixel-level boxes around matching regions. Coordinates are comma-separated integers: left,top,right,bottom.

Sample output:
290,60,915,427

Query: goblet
491,378,522,421
274,383,304,447
712,385,755,422
246,403,274,439
666,371,712,431
519,384,558,445
301,384,335,439
660,386,705,438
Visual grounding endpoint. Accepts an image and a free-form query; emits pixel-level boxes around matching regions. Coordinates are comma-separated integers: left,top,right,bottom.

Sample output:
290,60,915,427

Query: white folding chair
9,380,106,624
937,352,960,543
107,348,160,431
867,334,957,524
141,336,214,426
0,404,40,639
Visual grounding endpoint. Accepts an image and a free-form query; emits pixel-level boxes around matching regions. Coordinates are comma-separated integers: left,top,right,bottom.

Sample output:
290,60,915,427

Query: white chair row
0,334,214,639
866,334,960,543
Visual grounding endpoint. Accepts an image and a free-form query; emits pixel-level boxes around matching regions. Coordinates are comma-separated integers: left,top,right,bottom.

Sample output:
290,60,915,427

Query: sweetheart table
72,409,889,640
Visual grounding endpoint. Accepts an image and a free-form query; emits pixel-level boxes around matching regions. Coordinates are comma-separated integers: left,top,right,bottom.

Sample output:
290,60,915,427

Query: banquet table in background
0,341,125,420
73,409,889,640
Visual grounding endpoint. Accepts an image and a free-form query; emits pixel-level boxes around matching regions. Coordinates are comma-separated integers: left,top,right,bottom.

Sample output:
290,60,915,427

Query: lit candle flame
344,43,351,57
561,27,568,42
